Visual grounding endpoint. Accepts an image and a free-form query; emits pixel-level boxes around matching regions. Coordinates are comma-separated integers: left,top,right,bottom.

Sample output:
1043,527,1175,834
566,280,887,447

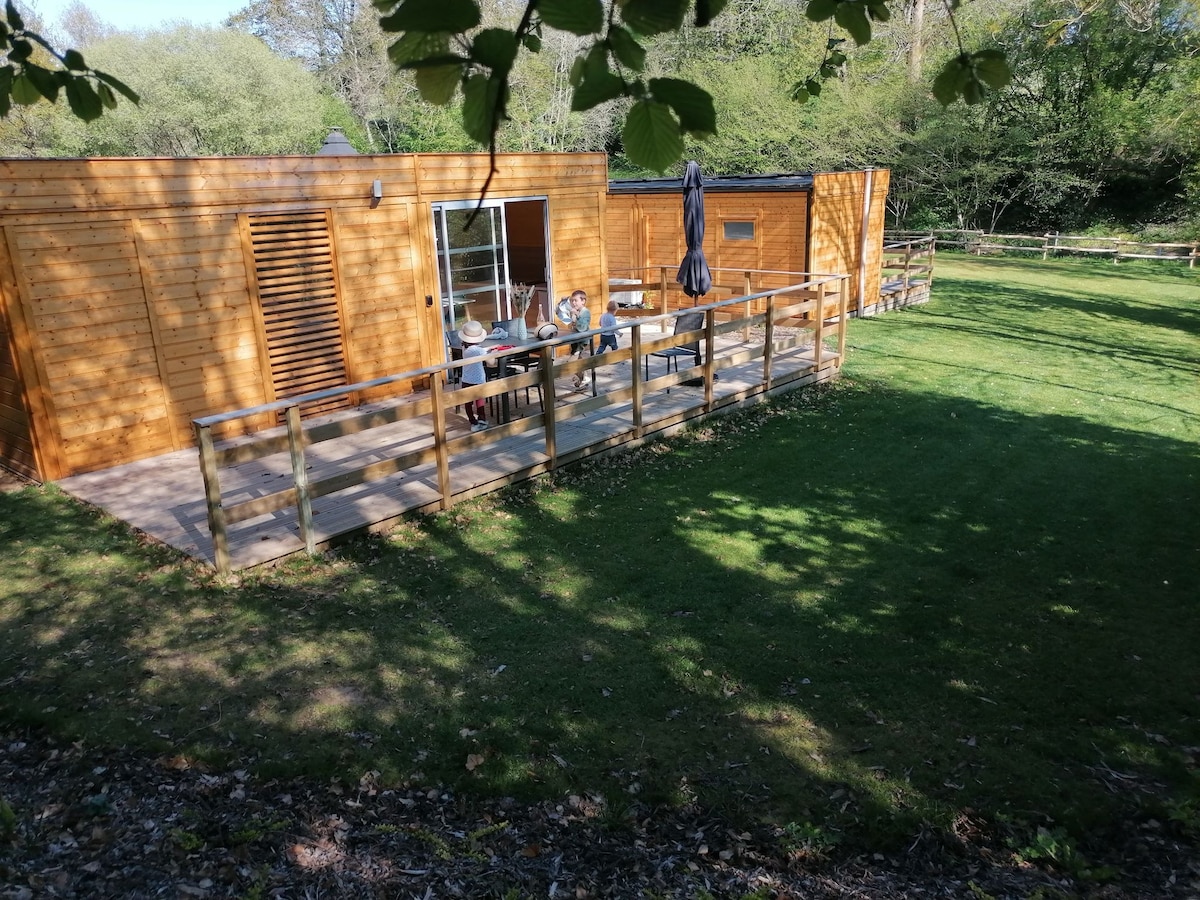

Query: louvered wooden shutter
244,211,351,418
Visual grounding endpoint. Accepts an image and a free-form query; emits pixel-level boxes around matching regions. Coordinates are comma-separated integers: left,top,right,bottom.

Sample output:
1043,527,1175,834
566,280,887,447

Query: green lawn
2,253,1198,860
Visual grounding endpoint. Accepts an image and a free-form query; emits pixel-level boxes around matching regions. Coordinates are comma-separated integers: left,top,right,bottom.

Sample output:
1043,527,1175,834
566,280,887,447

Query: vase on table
513,317,528,340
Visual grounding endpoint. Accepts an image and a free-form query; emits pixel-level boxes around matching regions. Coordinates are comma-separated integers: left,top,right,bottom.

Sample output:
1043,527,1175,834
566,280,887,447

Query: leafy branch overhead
0,0,138,121
374,0,1012,171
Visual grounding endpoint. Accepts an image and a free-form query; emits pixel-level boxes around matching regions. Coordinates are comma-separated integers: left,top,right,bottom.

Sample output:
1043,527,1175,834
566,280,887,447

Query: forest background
7,0,1199,240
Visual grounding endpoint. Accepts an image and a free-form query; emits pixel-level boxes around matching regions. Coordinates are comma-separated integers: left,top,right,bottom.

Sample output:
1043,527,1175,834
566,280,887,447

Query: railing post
285,405,316,555
631,324,644,439
430,371,452,509
763,294,775,389
1192,243,1198,269
836,277,849,363
812,281,826,372
194,422,230,574
659,267,670,331
540,346,558,466
703,309,715,410
742,271,753,342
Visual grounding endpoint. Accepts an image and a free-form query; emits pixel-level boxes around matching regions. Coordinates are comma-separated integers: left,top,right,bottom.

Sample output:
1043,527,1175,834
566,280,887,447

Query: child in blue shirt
597,299,619,353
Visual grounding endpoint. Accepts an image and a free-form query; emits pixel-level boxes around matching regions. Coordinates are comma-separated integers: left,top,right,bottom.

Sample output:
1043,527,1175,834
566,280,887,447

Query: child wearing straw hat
458,319,489,432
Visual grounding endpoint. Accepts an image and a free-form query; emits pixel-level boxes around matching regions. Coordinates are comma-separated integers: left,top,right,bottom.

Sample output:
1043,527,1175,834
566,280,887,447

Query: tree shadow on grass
7,376,1196,853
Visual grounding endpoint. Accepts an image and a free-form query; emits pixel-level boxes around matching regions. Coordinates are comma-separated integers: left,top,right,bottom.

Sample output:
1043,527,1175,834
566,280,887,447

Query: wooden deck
57,285,847,572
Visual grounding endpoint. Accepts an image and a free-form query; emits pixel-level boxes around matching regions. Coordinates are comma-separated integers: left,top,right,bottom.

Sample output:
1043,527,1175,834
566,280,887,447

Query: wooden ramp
58,288,847,571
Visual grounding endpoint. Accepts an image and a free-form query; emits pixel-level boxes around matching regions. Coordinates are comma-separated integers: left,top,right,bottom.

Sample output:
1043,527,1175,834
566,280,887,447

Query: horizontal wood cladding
334,203,425,383
548,190,606,312
137,213,268,437
0,151,609,476
608,191,811,310
14,221,175,474
809,169,890,307
0,304,37,479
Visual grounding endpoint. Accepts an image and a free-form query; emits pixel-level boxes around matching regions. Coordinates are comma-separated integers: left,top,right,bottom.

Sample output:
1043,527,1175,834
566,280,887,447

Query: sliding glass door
432,197,550,341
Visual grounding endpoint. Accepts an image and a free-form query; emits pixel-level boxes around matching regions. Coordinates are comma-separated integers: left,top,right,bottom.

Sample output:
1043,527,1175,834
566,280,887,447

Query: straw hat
459,319,487,344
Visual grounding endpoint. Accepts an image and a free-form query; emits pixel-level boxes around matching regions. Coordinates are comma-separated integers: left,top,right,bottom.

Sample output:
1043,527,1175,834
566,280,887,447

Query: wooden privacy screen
243,211,351,418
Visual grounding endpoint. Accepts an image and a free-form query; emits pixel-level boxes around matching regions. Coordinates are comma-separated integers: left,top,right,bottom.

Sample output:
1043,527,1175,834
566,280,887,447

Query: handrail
193,273,850,573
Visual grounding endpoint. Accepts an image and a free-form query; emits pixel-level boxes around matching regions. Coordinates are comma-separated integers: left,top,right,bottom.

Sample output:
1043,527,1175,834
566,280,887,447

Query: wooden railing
194,273,850,572
879,235,936,310
889,229,1199,267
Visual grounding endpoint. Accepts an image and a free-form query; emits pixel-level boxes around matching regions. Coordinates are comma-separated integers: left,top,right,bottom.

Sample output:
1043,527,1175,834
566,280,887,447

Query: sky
27,0,246,31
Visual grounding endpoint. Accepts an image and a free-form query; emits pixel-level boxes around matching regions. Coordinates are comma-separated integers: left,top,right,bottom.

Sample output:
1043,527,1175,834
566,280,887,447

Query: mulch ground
2,732,1197,899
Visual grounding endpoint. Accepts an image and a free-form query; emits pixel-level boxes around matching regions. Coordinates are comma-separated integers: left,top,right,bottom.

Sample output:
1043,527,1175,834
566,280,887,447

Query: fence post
763,294,775,389
836,277,849,363
703,309,715,410
812,280,827,372
540,346,558,465
285,405,316,556
194,422,230,574
1192,244,1198,269
742,271,752,342
630,325,644,439
429,371,452,509
658,267,670,331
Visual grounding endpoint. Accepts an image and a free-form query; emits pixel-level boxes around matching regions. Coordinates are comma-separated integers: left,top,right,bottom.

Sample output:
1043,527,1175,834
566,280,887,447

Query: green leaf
866,1,889,21
609,27,646,72
806,78,822,96
931,55,970,105
790,83,811,103
6,0,24,31
571,69,624,111
622,0,690,36
0,66,12,117
415,63,462,104
834,1,872,45
472,28,518,71
379,0,480,34
461,72,506,144
622,99,684,172
11,72,41,105
387,31,451,66
806,0,838,23
9,38,32,63
648,77,714,137
695,0,728,27
62,49,88,71
64,77,103,121
522,32,542,52
93,70,140,104
24,64,60,102
97,82,117,109
972,49,1012,90
539,0,603,35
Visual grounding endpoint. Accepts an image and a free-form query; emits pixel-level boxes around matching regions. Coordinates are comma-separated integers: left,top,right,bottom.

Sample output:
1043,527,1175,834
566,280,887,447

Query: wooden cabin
606,168,889,315
0,152,888,484
0,152,610,482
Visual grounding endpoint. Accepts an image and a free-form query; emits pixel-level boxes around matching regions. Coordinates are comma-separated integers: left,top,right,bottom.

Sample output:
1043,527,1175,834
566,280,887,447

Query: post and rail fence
887,229,1198,268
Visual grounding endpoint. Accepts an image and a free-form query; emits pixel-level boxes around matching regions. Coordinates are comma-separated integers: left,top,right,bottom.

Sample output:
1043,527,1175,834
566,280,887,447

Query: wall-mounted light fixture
371,179,383,201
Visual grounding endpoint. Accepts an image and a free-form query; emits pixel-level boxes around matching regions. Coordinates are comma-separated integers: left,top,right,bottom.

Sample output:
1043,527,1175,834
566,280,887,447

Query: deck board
58,337,835,570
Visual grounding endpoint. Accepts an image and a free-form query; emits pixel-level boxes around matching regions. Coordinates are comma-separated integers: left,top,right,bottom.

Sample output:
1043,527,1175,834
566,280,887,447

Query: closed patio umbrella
677,160,712,303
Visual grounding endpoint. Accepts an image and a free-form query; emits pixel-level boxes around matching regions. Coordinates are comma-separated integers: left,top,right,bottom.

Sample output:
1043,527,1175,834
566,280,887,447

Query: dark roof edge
608,172,816,194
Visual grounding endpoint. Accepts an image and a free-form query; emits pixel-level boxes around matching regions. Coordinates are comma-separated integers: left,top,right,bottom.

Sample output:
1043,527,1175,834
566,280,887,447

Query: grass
2,253,1198,856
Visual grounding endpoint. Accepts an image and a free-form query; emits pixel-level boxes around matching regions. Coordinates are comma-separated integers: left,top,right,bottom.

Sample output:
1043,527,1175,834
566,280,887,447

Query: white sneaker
471,421,488,432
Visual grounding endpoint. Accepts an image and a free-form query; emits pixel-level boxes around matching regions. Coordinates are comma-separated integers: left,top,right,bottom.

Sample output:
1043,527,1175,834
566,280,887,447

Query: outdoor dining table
479,336,541,424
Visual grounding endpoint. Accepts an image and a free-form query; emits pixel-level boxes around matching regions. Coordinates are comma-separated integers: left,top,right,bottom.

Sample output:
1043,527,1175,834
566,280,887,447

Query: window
723,221,756,241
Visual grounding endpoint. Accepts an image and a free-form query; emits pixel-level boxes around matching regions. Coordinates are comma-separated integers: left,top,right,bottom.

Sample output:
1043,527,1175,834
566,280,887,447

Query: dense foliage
7,0,1199,237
